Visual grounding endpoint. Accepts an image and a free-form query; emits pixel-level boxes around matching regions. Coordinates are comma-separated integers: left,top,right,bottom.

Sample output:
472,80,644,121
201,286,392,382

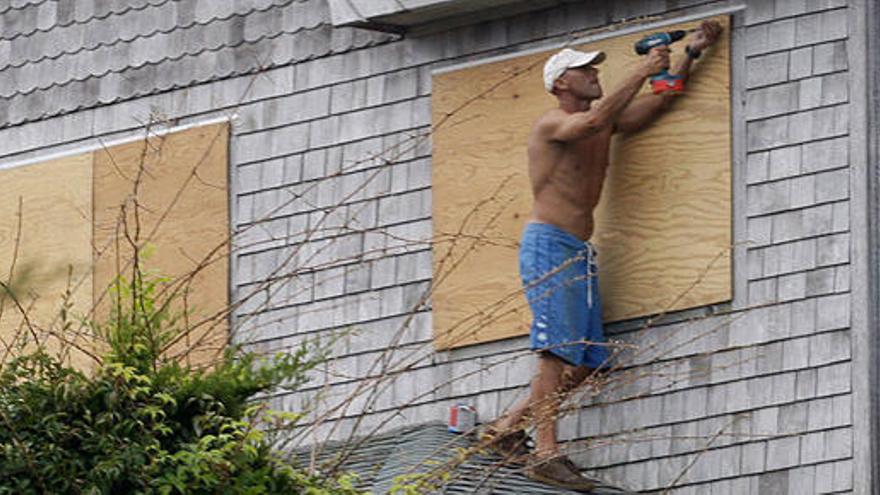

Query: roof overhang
327,0,562,33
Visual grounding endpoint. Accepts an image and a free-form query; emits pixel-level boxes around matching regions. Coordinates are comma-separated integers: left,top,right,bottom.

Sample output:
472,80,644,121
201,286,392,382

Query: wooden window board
431,16,732,349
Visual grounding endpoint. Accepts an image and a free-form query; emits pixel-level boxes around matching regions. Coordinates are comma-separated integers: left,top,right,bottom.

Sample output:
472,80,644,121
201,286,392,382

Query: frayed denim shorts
519,222,611,369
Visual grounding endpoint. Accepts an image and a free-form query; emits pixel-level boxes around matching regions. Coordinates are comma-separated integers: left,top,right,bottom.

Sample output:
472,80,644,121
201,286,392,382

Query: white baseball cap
543,48,606,92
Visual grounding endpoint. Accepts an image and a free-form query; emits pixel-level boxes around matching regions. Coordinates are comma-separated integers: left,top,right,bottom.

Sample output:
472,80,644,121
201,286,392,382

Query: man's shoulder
533,108,568,132
538,107,569,121
532,108,611,142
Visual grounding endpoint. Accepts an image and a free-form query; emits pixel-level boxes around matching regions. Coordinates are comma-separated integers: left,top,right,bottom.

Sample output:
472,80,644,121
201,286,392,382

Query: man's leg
561,364,597,397
520,355,611,491
487,358,559,447
529,352,568,458
493,396,530,432
494,359,593,443
481,360,550,460
483,354,569,458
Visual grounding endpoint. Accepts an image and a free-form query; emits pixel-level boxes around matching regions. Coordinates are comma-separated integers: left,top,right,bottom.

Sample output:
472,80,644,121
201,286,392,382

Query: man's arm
548,47,669,142
613,20,723,134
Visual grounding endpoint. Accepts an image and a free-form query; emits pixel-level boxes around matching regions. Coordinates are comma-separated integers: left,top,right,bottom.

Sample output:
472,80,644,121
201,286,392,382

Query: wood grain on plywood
92,124,230,363
0,154,95,367
432,17,731,349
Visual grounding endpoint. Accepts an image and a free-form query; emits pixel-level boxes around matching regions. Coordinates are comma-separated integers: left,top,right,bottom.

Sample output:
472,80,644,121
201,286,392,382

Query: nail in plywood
0,154,95,368
431,16,732,349
92,124,230,365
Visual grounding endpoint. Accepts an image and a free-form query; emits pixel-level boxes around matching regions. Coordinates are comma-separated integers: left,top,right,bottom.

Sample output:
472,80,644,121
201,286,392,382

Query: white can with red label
448,404,477,433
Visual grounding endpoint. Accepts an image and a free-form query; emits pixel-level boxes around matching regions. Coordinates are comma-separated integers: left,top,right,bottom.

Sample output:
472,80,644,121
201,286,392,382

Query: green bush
0,271,362,495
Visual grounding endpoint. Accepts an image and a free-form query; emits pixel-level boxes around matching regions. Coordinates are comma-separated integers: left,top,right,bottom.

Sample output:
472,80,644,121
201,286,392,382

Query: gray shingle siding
0,0,394,128
0,0,872,492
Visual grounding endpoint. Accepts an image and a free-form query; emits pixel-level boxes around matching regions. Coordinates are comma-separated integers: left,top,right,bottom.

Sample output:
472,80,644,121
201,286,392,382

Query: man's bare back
527,113,613,241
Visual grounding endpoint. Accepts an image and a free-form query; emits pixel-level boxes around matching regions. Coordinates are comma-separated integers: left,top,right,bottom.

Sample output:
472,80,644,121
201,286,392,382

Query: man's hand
614,20,721,134
639,46,671,77
688,20,723,52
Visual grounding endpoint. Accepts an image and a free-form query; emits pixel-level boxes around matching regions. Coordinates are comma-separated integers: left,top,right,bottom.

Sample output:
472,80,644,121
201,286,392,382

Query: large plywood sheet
0,154,94,367
93,124,230,364
432,17,731,349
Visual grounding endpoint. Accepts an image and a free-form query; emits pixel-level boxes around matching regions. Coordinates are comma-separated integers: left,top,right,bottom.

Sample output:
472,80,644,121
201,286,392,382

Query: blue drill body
634,30,687,94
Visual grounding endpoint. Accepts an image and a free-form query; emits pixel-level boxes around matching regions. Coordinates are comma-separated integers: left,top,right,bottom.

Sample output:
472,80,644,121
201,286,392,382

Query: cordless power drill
634,30,687,94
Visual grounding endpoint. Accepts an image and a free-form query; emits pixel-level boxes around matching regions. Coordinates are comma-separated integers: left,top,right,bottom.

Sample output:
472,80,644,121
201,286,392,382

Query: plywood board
93,124,230,364
0,154,95,367
432,16,731,349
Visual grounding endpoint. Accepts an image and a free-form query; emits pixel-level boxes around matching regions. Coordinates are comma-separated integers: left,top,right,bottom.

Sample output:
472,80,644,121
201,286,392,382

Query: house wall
0,0,870,492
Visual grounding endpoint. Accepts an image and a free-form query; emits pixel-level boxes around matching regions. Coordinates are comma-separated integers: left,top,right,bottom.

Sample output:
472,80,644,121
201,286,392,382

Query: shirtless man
482,21,723,490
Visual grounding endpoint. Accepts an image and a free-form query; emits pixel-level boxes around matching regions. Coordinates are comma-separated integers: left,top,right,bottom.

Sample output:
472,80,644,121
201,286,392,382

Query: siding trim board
871,0,880,484
731,6,750,313
855,0,880,492
847,0,877,493
0,115,234,172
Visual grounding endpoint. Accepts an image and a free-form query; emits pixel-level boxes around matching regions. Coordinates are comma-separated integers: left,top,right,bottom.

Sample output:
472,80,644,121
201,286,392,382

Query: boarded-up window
431,17,731,349
0,154,94,365
0,124,230,368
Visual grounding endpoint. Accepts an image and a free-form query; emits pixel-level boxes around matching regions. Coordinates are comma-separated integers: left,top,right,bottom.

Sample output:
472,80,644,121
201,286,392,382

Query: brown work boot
479,423,532,461
525,455,602,492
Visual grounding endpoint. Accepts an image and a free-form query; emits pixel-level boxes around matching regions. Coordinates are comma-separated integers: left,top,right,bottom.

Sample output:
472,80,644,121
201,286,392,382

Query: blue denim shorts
519,222,611,369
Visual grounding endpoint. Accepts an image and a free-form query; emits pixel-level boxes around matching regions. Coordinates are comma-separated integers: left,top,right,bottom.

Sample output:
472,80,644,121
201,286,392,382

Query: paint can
448,404,477,433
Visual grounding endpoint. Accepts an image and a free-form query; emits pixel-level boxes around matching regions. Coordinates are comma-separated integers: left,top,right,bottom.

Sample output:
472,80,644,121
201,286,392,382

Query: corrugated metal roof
299,422,637,494
0,0,397,129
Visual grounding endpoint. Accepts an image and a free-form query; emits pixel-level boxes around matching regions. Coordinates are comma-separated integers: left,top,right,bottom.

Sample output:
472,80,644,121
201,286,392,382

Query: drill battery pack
650,76,685,94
